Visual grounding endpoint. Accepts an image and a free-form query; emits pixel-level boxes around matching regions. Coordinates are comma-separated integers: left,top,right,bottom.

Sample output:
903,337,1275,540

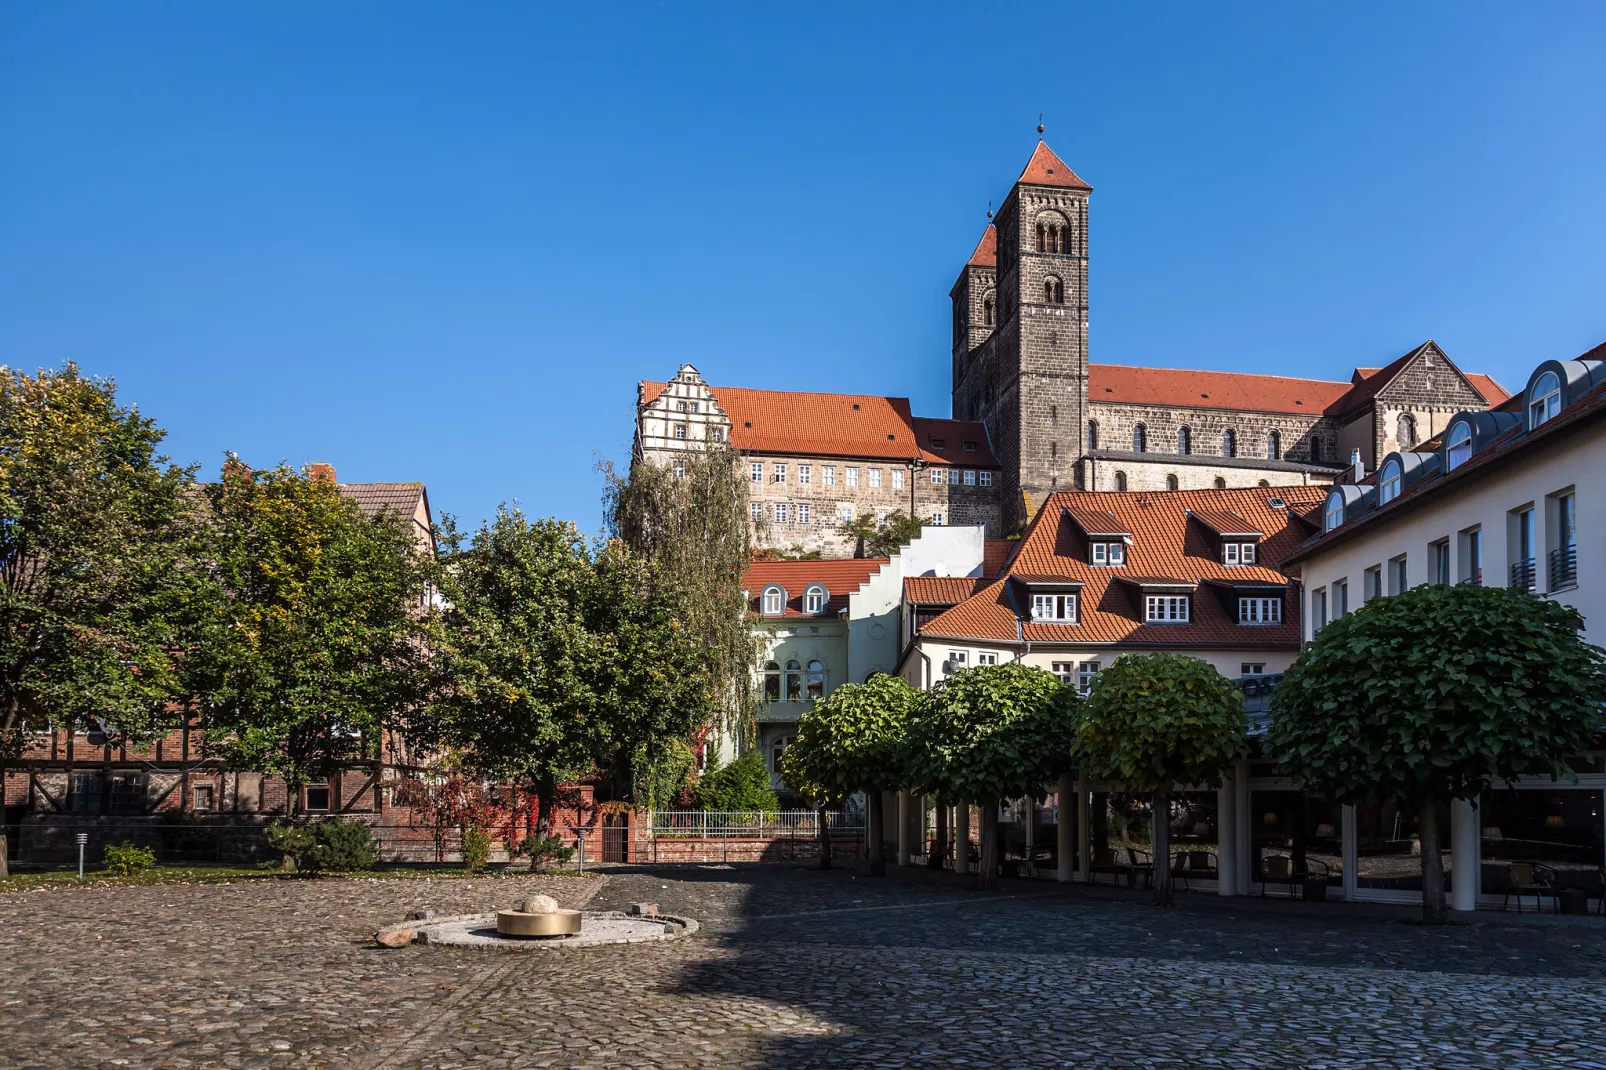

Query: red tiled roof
1017,142,1091,190
1188,508,1264,539
745,559,888,618
920,485,1327,646
1322,343,1508,416
904,576,991,604
966,224,997,268
982,539,1015,577
911,417,999,467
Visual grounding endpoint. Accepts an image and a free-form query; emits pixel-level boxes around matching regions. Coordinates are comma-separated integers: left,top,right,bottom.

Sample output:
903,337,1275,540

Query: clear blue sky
4,4,1603,531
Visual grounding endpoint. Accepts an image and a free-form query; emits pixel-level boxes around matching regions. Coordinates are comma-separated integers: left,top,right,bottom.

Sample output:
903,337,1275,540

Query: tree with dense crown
1075,652,1248,906
905,663,1079,889
1269,584,1606,922
780,673,922,876
0,364,209,878
838,509,929,559
196,460,435,814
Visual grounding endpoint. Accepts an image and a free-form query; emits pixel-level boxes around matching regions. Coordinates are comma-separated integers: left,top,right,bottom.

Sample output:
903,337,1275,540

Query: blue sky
3,3,1603,530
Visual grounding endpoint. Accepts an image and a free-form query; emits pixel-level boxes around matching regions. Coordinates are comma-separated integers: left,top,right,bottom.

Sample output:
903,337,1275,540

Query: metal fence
646,809,864,837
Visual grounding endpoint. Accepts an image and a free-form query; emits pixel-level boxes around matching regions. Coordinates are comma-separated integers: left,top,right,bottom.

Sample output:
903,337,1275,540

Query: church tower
952,140,1092,529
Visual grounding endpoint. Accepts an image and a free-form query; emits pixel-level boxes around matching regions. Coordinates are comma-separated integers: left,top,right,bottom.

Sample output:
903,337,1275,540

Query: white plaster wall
847,526,986,684
909,637,1296,687
1299,422,1603,644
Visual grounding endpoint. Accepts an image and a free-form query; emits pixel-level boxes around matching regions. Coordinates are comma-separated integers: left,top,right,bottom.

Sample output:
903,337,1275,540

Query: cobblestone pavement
3,864,1605,1069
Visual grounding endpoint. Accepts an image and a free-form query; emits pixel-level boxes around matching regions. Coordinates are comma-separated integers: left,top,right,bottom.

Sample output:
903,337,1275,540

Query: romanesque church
635,140,1508,558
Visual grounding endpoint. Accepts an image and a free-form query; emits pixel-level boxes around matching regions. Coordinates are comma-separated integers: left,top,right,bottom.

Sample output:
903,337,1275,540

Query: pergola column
1234,758,1252,892
954,801,970,876
896,790,911,866
1056,772,1074,882
1216,769,1239,896
1076,774,1091,882
1450,796,1479,912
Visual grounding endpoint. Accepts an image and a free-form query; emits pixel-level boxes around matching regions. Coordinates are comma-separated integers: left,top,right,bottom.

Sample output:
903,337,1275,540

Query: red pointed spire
966,224,997,268
1017,142,1091,190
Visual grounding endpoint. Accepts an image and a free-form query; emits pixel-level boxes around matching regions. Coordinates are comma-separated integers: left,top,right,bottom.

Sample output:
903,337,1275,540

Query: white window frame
1446,422,1473,470
930,511,945,526
774,462,787,484
845,467,859,488
823,466,836,486
762,586,785,615
931,469,944,484
798,464,811,485
774,502,788,524
1031,593,1077,622
674,424,687,440
979,471,993,487
976,651,999,666
1051,662,1073,684
749,501,763,522
963,470,976,486
838,503,853,524
803,584,827,614
1241,662,1265,676
1143,595,1190,623
892,469,904,490
1529,371,1561,429
1077,661,1101,695
797,503,810,525
1379,460,1401,504
1324,493,1343,532
750,462,764,483
1238,597,1282,625
869,468,882,489
1332,579,1348,617
948,469,961,486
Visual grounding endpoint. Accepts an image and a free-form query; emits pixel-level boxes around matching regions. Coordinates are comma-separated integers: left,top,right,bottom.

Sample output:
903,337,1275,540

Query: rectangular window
1051,662,1074,684
1387,554,1407,595
192,785,215,811
676,401,687,412
892,469,904,490
931,469,944,484
979,471,993,487
823,466,836,486
305,779,331,813
710,428,724,443
1460,527,1482,586
750,463,763,483
963,470,976,486
1241,543,1255,564
876,508,889,524
1144,596,1190,623
1031,593,1077,622
797,503,810,525
1077,661,1101,695
1364,565,1382,600
689,402,699,413
948,469,961,486
1311,587,1328,636
1224,543,1239,565
976,651,999,666
1550,490,1578,590
869,468,882,489
846,467,859,488
947,650,968,670
749,501,763,522
798,464,811,485
838,503,853,524
1238,597,1282,624
1511,506,1536,590
773,463,787,484
774,502,788,523
1431,539,1451,585
674,424,687,439
1092,542,1107,566
930,511,944,526
1241,663,1265,676
1332,579,1348,618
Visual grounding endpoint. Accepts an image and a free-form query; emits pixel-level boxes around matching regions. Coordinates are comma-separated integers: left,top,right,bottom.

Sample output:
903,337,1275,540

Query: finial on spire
1037,113,1045,137
986,200,994,219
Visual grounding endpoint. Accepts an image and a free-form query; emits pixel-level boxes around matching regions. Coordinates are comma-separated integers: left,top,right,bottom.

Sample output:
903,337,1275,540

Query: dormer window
930,437,947,449
1090,541,1125,567
761,585,786,616
1379,459,1402,504
1031,593,1077,622
1144,596,1190,623
963,440,977,452
1238,597,1282,625
1324,492,1344,532
803,584,828,614
1222,542,1257,565
1528,371,1561,429
1446,422,1473,470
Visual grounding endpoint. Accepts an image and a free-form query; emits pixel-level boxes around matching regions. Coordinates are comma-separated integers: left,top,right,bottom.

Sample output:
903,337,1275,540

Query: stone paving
2,864,1604,1069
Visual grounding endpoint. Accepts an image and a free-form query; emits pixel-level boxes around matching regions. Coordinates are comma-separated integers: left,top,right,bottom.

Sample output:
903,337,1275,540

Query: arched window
1324,492,1343,532
1379,459,1402,504
983,295,995,327
803,584,828,614
1446,422,1473,469
1087,420,1099,450
1114,471,1128,492
1177,427,1191,455
761,585,785,615
1165,474,1179,491
1267,430,1281,460
805,660,826,700
1397,413,1417,448
771,735,790,771
1257,479,1270,488
1309,437,1323,463
1043,277,1064,304
1214,477,1227,489
1528,371,1561,428
1036,222,1047,251
1223,429,1237,457
1133,424,1147,453
784,660,803,702
763,661,781,703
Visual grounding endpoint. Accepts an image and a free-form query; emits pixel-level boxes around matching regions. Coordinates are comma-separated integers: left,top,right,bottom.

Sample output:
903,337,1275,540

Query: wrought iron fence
1549,544,1577,590
646,809,864,838
1509,557,1536,591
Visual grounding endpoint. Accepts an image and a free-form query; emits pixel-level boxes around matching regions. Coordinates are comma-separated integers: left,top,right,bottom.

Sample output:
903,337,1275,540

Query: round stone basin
496,907,581,938
398,910,697,951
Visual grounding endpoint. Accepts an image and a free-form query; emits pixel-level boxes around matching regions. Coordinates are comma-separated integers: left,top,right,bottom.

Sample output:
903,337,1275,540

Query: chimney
1349,448,1365,482
309,463,336,483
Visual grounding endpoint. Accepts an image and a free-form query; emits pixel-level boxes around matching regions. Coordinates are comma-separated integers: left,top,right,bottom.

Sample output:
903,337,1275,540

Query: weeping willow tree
601,441,762,747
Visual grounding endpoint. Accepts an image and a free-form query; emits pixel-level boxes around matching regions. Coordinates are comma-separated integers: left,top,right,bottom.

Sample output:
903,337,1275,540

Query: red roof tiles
982,539,1015,577
903,576,991,605
920,485,1328,646
966,224,997,268
744,559,888,618
1017,142,1091,190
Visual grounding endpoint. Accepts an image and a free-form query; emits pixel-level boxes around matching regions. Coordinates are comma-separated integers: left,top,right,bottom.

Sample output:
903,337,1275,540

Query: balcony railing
1549,544,1578,590
1510,557,1536,591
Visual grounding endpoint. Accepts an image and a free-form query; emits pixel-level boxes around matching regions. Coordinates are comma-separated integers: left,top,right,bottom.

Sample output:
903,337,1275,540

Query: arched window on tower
1133,424,1147,453
1087,420,1099,451
1223,428,1237,458
1043,277,1064,304
1177,426,1191,454
1397,413,1417,448
1114,471,1128,492
1165,474,1179,491
1267,430,1281,460
983,294,995,327
1214,477,1227,489
1036,223,1047,252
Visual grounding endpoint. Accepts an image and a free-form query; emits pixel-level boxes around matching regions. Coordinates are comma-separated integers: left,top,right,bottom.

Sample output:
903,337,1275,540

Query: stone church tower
952,141,1092,529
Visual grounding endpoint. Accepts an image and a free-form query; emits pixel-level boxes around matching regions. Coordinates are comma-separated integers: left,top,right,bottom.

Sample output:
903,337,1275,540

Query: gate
601,812,629,863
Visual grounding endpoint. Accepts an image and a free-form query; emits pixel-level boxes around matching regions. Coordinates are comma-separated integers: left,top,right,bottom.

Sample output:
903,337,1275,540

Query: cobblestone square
3,864,1604,1069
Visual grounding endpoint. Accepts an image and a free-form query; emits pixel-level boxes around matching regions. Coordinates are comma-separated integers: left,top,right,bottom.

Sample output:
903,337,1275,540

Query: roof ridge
1089,361,1352,388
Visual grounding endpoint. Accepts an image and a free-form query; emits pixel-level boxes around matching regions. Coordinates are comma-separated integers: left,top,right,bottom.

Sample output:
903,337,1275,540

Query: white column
896,790,911,866
1234,759,1252,893
1056,772,1075,883
1076,774,1091,882
1341,804,1358,901
954,801,970,876
1451,796,1479,912
912,793,926,861
1216,771,1238,896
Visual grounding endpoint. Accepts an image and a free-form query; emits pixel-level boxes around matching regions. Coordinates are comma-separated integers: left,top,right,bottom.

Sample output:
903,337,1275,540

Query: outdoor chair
1024,842,1056,880
1502,862,1559,914
1258,854,1332,898
1090,848,1123,886
1126,847,1154,890
1172,850,1217,891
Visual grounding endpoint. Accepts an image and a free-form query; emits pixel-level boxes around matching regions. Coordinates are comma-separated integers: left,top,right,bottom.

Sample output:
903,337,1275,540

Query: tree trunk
978,801,1000,891
866,790,886,877
1419,792,1445,923
816,802,832,870
928,802,947,870
1152,788,1172,906
531,779,554,872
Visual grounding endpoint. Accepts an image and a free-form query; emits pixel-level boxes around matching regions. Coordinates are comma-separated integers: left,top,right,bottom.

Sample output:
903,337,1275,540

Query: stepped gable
919,485,1327,645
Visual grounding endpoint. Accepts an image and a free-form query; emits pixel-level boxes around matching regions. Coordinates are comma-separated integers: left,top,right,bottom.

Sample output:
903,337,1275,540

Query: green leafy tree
197,461,434,813
693,750,779,812
0,364,208,878
1269,585,1606,921
838,509,928,559
781,673,923,876
904,663,1078,889
1075,652,1247,905
421,509,717,842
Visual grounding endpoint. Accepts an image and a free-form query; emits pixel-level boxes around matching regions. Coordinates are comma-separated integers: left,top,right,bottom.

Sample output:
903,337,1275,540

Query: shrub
267,819,378,874
102,841,157,877
513,834,575,872
694,751,779,813
461,826,493,873
266,822,315,871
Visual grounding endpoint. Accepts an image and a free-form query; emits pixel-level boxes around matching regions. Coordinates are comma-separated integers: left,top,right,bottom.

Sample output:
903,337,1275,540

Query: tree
780,673,922,876
421,509,717,842
693,750,779,812
0,364,208,878
1269,584,1606,921
905,663,1078,889
1075,653,1247,905
196,461,434,813
602,441,760,747
838,509,928,559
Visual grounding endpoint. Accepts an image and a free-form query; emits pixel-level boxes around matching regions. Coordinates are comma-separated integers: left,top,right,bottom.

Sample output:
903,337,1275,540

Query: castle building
635,140,1509,553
